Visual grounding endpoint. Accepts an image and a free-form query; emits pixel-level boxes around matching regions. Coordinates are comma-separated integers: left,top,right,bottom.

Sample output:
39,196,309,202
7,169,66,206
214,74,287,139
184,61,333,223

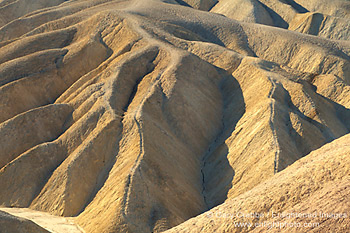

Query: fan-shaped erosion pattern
0,0,349,232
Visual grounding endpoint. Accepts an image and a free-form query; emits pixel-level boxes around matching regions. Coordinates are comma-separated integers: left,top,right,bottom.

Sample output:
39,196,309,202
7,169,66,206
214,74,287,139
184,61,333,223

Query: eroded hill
0,0,349,232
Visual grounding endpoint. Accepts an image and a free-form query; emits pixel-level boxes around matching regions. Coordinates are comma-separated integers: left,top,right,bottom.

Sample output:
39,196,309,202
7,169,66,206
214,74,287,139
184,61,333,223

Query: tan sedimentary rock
0,210,49,233
166,133,350,232
0,0,349,232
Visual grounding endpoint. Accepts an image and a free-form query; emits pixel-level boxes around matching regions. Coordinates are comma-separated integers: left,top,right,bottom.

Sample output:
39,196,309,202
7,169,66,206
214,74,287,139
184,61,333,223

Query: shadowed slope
0,0,349,232
166,133,350,233
0,210,49,233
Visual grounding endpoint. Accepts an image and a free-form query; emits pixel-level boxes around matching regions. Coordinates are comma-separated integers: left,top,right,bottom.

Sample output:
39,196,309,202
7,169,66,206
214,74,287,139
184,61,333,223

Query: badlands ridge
0,0,349,232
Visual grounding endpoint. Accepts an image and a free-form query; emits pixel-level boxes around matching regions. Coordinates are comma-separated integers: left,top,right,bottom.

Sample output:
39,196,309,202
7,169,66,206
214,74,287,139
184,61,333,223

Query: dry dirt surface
0,0,349,232
0,207,83,233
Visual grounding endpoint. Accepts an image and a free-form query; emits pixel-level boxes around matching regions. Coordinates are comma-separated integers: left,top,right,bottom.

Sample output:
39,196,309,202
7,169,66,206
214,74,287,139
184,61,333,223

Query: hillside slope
0,0,349,232
166,133,350,232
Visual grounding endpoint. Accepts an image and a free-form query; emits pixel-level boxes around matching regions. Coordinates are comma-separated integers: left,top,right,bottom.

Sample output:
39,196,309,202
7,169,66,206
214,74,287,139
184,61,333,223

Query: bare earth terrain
0,0,349,232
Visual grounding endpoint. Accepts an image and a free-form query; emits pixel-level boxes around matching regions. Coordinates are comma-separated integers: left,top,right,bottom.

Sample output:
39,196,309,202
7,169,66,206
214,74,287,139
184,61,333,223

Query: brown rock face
0,0,349,232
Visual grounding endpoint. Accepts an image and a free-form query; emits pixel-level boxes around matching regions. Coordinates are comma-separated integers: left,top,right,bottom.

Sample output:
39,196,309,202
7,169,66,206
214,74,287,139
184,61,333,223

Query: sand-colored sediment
0,0,349,232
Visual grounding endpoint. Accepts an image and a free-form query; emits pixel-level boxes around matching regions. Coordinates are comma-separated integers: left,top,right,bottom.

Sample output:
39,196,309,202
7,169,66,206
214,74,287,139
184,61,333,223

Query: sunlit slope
0,0,349,232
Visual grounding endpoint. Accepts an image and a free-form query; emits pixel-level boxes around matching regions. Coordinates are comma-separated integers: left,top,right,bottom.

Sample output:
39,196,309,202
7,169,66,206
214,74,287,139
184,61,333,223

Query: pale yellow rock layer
0,0,349,232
